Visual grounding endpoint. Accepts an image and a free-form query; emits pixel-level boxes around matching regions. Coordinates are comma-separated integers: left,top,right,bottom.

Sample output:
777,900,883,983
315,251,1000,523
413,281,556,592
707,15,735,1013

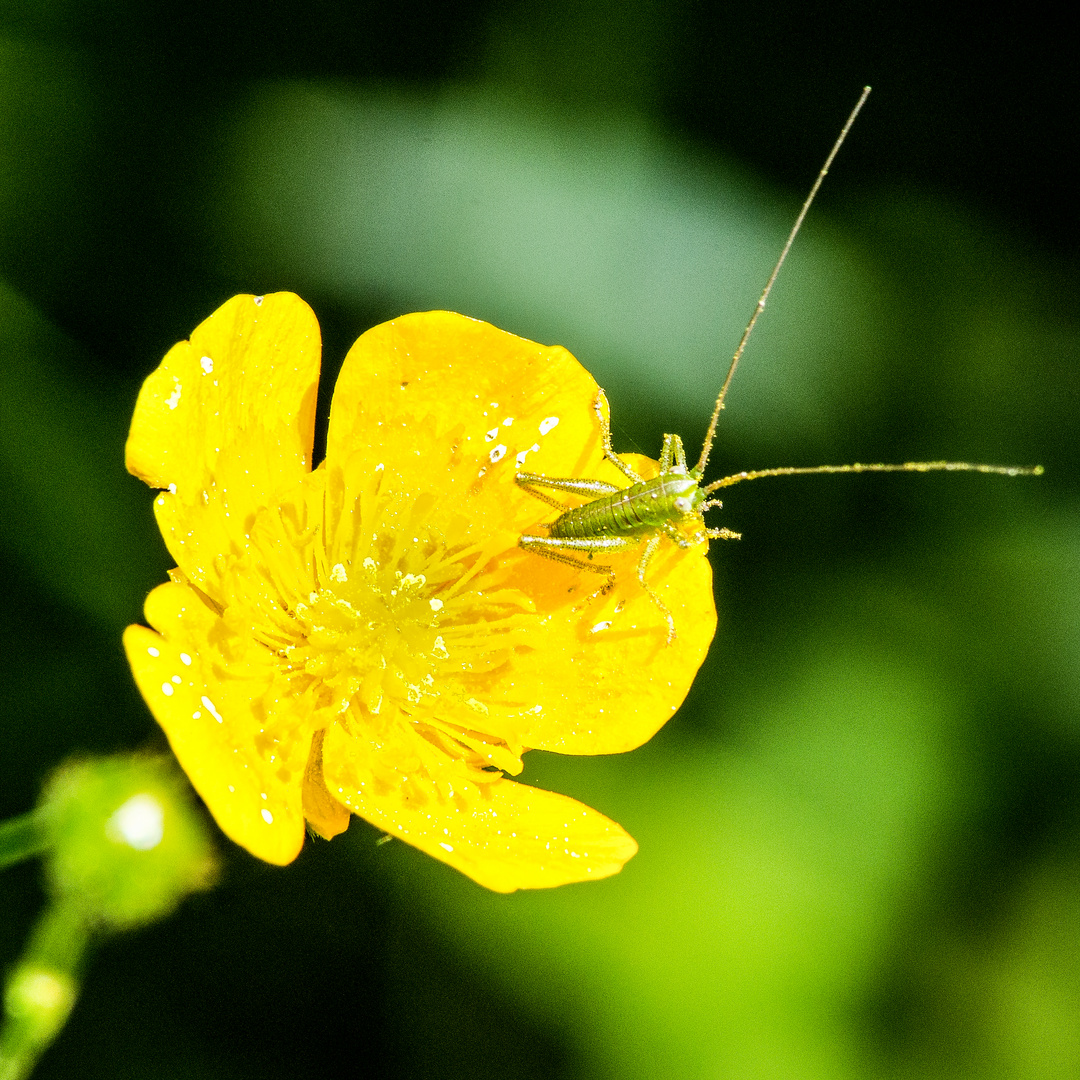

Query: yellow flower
123,294,715,891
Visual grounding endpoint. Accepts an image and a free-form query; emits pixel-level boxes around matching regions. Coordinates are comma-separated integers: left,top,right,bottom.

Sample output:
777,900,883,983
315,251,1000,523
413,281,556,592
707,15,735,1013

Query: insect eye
673,497,693,514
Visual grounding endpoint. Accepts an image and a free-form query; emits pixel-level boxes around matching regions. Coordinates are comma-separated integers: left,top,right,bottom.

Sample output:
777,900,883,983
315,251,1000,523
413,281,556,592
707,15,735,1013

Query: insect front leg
661,521,699,550
635,533,676,644
699,498,740,541
705,527,741,541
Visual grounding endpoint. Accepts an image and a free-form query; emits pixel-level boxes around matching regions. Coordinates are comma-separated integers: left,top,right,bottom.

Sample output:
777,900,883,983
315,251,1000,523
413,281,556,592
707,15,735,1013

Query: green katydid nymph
515,87,1042,643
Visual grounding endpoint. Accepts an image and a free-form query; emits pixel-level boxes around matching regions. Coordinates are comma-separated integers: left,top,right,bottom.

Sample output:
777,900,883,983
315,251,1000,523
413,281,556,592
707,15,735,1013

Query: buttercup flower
123,294,715,891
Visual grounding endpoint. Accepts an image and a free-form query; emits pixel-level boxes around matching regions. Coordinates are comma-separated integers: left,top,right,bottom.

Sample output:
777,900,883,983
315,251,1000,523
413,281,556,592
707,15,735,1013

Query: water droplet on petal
200,695,223,723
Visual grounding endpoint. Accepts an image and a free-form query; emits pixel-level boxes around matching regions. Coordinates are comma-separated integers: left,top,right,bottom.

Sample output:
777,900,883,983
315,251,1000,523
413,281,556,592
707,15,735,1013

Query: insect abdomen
550,474,697,539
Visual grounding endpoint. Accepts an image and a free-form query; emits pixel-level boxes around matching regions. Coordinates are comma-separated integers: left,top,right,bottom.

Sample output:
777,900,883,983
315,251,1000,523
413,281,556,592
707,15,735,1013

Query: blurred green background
2,2,1078,1077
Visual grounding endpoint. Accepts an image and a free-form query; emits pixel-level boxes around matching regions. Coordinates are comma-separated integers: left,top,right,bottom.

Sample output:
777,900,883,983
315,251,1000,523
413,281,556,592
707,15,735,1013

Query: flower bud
38,755,216,931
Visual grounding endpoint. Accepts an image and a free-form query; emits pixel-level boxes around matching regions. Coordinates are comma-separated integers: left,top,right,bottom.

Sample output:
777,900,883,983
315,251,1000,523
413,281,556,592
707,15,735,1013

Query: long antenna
694,85,872,477
705,460,1043,495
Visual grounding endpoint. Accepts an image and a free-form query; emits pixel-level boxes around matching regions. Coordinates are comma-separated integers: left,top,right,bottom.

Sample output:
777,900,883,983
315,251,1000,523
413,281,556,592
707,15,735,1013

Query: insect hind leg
518,533,618,577
594,390,644,484
516,472,622,508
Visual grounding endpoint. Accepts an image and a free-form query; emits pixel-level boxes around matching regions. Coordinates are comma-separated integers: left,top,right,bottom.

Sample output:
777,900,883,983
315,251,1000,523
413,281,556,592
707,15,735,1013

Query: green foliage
0,2,1077,1078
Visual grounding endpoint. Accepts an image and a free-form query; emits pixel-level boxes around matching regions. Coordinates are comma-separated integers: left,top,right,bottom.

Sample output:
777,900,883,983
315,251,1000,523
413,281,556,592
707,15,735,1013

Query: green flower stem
0,901,89,1080
0,813,46,872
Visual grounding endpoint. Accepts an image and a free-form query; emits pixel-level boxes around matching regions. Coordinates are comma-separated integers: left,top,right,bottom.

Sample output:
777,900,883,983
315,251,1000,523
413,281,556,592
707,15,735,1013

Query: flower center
288,559,443,722
233,480,538,784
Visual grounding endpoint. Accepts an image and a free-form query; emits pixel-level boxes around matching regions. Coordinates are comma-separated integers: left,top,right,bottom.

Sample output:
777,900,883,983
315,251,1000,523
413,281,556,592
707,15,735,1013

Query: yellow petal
302,730,351,840
321,724,637,892
323,311,716,757
125,293,320,601
509,537,715,752
324,311,601,541
123,580,308,865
